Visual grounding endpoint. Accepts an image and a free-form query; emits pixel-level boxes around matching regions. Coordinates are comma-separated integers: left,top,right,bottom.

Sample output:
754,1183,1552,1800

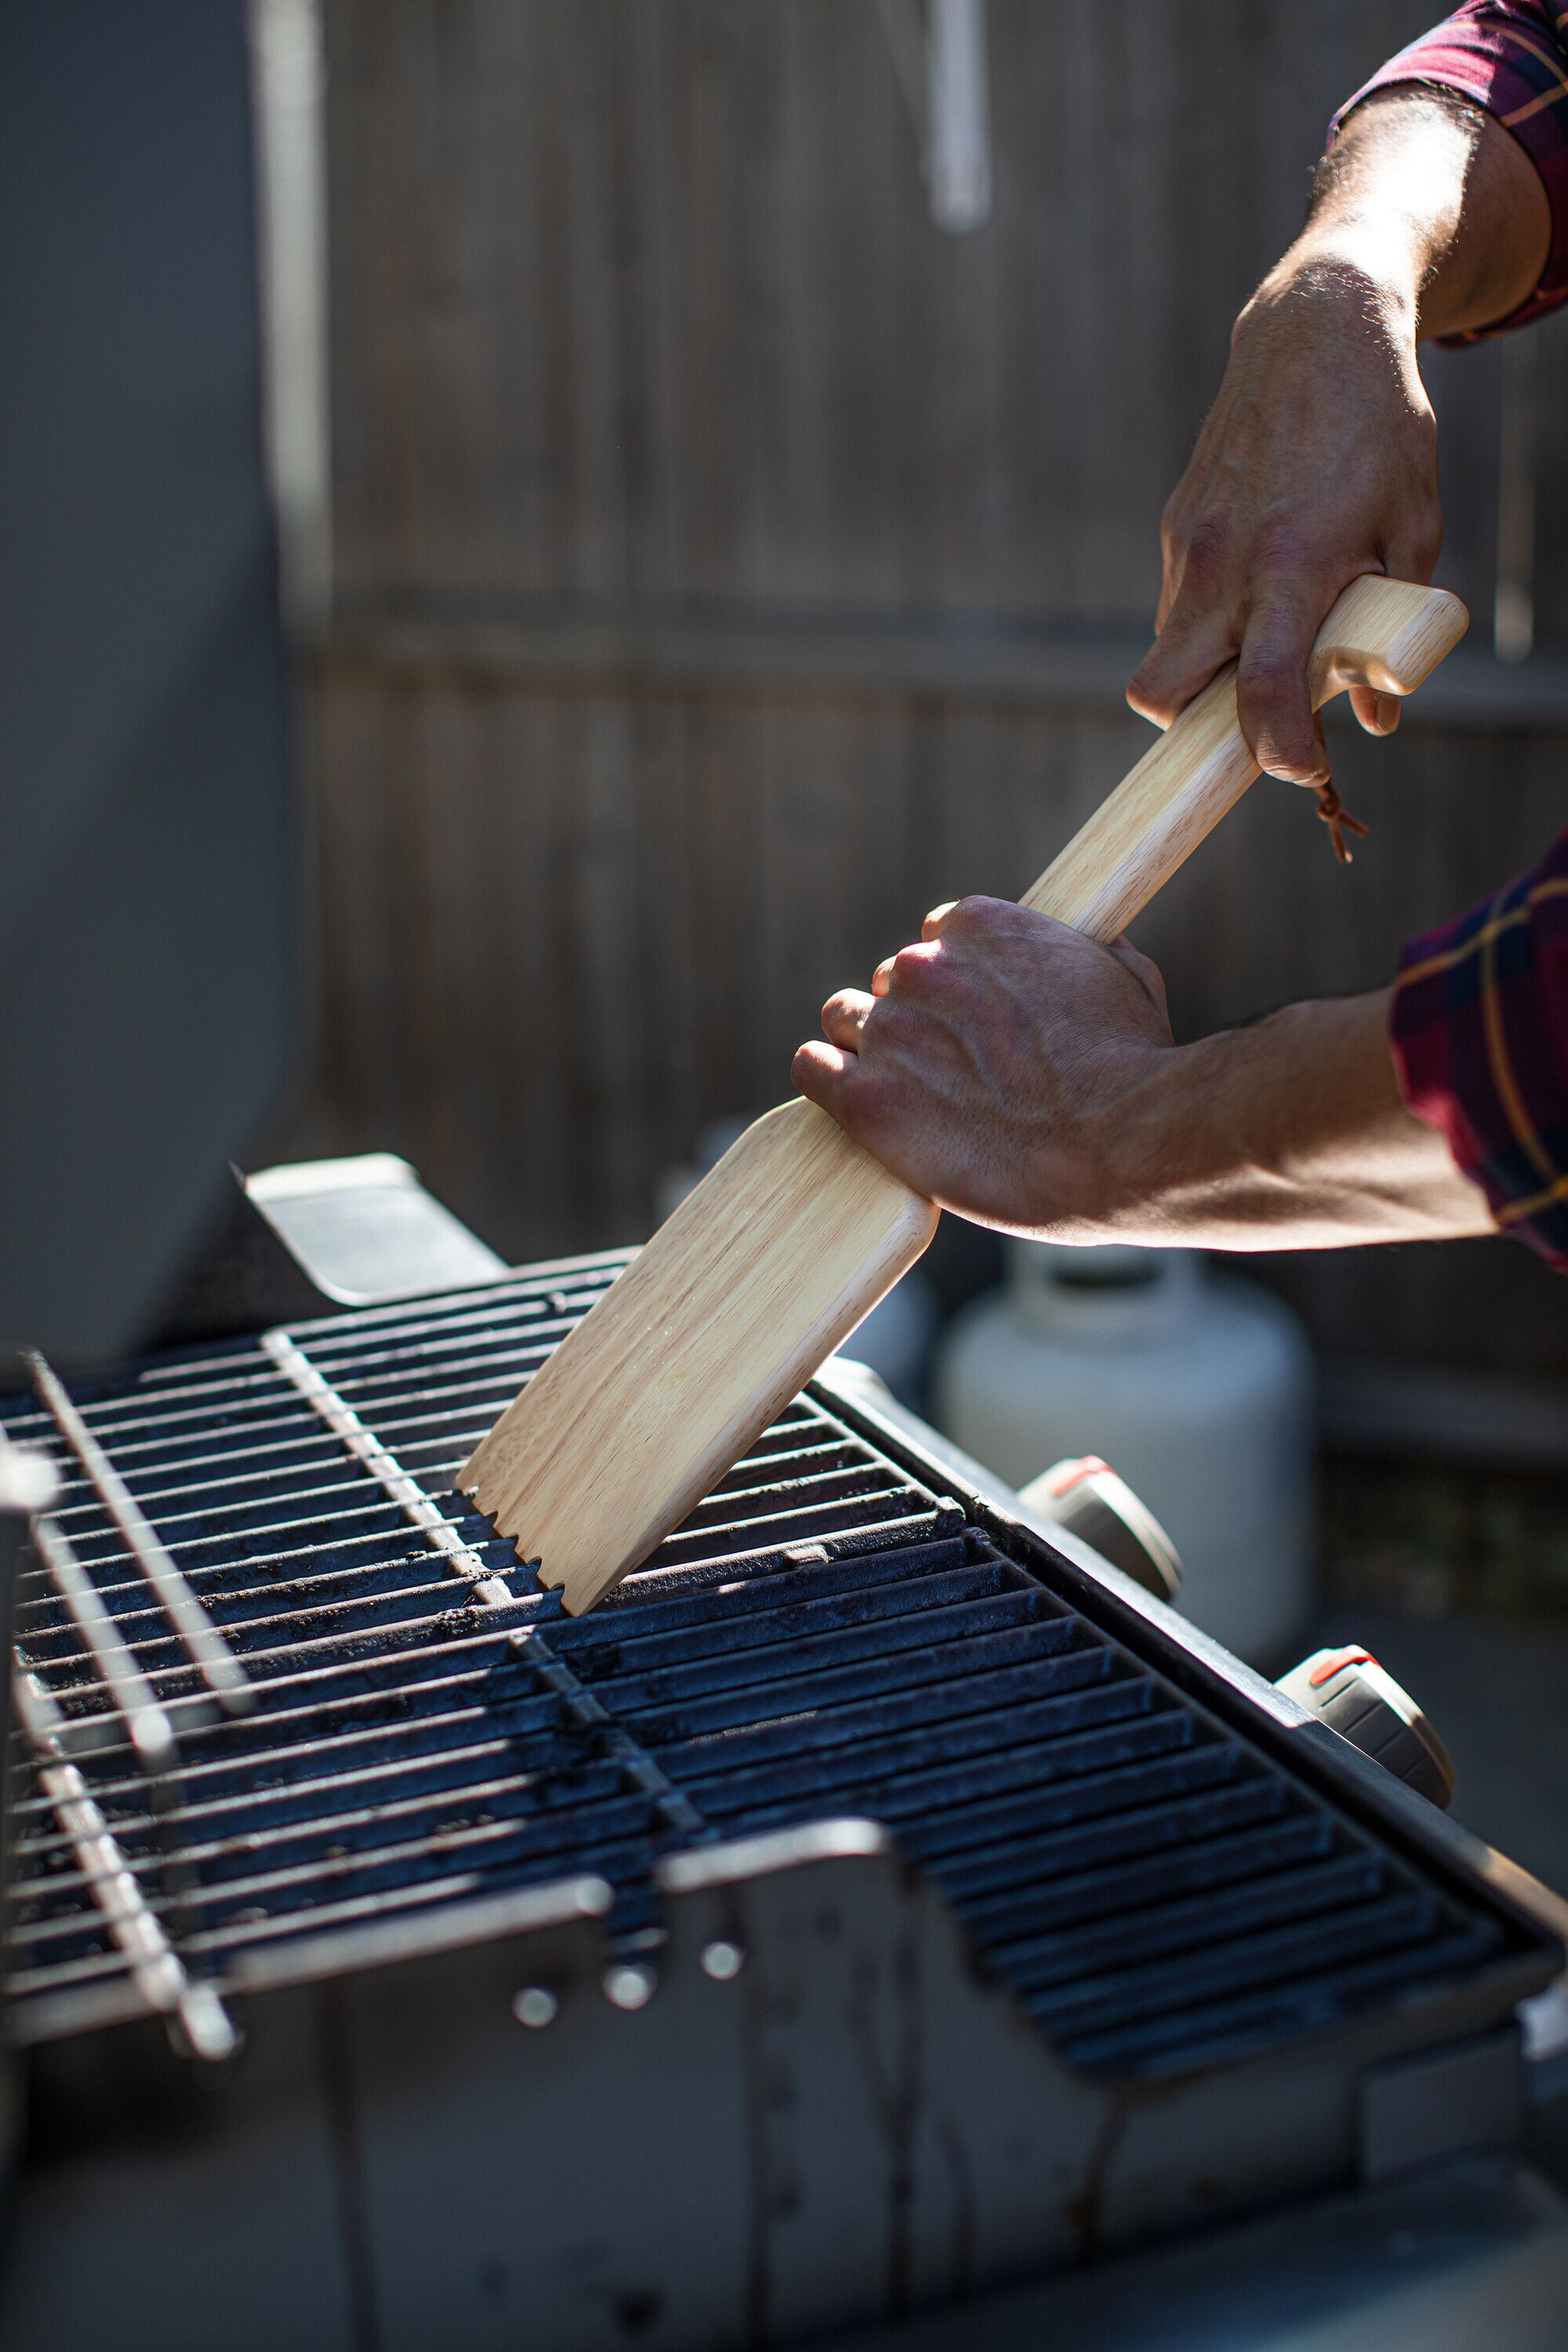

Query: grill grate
0,1254,1519,2077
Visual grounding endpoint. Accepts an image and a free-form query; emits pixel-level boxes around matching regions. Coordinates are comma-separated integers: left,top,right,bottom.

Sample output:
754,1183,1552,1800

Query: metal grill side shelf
1,1254,1555,2080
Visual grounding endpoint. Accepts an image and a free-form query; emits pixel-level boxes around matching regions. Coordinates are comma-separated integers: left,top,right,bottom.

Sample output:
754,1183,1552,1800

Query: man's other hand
1128,90,1548,785
792,897,1172,1236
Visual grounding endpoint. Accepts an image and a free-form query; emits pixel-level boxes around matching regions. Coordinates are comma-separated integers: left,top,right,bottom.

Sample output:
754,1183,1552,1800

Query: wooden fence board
282,0,1568,1374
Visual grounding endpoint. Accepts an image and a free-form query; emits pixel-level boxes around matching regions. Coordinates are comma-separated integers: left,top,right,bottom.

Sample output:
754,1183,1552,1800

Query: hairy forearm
1288,85,1545,342
1129,82,1551,783
1085,989,1493,1252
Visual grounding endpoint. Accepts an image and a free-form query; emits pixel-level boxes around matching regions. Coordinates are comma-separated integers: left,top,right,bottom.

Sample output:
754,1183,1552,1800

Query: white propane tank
833,1269,940,1405
933,1243,1315,1664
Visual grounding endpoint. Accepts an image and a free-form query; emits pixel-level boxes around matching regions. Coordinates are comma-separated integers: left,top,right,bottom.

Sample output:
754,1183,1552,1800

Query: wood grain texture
459,581,1463,1611
1026,579,1469,941
461,1100,937,1607
316,601,1568,726
290,670,1568,1377
325,1,1470,618
283,0,1568,1396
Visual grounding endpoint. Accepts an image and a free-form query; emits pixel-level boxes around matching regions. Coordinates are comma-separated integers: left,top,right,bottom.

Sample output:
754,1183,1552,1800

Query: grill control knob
1019,1455,1181,1604
1275,1646,1455,1809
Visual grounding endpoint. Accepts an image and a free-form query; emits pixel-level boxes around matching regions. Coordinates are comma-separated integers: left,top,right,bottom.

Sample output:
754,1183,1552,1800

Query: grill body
1,1252,1559,2350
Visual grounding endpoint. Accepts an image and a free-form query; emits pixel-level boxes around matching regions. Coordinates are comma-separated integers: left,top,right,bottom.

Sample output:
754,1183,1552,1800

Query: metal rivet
512,1985,557,2029
603,1963,656,2011
701,1939,746,1982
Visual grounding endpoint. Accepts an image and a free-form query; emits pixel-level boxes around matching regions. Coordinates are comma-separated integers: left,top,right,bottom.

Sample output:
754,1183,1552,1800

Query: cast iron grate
0,1254,1516,2078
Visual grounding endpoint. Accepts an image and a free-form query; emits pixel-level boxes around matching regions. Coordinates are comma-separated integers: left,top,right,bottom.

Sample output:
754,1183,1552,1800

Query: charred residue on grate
0,1260,1512,2076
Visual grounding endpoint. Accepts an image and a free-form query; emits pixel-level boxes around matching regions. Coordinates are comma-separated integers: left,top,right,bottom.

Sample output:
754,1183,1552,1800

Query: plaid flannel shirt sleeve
1391,833,1568,1269
1342,13,1568,1265
1334,2,1568,341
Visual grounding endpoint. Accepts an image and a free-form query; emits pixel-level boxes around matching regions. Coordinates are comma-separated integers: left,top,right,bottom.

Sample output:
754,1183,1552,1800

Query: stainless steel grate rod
33,1431,866,1547
16,1501,945,1690
13,1757,537,1882
26,1515,180,1771
31,1468,912,1598
27,1352,252,1716
11,1675,239,2063
262,1327,514,1603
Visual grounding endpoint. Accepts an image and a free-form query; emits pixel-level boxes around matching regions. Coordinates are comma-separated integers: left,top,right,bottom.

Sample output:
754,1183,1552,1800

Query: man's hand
793,897,1493,1250
793,897,1173,1234
1131,256,1440,785
1129,89,1549,784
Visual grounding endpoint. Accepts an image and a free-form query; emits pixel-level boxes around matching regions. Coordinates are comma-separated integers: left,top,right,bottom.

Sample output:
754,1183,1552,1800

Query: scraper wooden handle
1021,575,1466,939
462,576,1466,1613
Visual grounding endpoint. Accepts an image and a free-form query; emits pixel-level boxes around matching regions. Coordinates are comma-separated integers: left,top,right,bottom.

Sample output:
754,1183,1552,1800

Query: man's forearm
1097,988,1494,1253
1128,86,1550,783
1290,85,1547,343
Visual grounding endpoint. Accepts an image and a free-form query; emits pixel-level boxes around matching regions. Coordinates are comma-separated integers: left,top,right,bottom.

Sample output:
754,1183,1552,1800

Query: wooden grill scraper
463,577,1467,1612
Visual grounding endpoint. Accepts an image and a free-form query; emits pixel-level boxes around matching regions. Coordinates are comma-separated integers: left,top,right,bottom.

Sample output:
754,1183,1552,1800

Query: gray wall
280,0,1568,1375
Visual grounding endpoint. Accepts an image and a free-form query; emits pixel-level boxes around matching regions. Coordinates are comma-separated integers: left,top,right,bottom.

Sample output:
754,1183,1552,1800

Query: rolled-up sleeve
1391,831,1568,1269
1334,2,1568,341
